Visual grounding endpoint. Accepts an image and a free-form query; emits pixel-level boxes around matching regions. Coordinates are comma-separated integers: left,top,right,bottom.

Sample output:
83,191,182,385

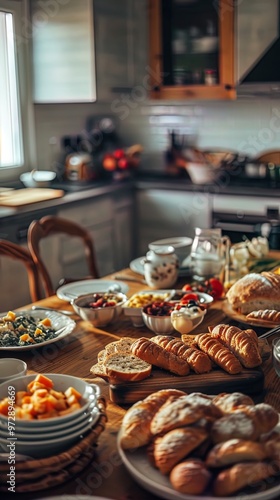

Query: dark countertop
1,172,280,221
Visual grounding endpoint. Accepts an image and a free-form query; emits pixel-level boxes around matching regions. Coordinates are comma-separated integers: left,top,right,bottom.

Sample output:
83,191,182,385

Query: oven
212,194,280,246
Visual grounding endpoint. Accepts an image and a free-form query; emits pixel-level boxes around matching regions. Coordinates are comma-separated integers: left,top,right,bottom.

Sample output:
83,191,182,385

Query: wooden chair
0,240,42,302
27,215,99,297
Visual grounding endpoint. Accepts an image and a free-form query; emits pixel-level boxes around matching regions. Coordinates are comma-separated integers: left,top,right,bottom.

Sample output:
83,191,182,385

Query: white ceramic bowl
148,236,193,266
72,292,127,327
141,302,175,335
0,374,99,427
0,358,27,383
20,170,56,188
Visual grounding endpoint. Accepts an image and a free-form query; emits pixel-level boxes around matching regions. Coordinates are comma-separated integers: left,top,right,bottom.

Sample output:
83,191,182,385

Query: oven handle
213,221,257,232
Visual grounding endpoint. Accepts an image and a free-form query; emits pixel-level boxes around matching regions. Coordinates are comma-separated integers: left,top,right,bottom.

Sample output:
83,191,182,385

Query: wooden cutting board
0,188,64,207
109,339,270,405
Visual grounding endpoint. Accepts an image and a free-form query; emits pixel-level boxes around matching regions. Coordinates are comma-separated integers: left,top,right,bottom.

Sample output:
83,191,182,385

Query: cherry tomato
181,292,199,303
207,278,224,299
182,284,193,292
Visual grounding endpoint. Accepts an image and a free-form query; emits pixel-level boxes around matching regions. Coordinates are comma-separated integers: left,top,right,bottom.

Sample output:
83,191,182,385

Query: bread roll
206,438,267,467
103,353,152,382
213,462,273,497
226,271,280,314
246,309,280,322
153,427,208,474
151,392,222,436
195,333,242,374
234,403,279,435
170,459,212,495
212,392,254,414
150,335,212,374
209,324,262,368
131,337,190,376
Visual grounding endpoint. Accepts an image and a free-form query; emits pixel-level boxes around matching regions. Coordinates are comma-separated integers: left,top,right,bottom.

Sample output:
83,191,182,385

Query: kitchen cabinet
149,0,235,100
94,0,148,101
136,189,212,257
30,0,96,103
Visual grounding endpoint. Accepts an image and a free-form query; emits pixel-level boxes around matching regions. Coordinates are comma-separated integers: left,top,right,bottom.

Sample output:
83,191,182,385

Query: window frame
0,0,36,182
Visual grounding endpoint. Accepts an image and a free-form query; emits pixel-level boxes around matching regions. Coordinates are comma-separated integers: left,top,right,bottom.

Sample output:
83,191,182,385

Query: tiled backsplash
34,98,280,173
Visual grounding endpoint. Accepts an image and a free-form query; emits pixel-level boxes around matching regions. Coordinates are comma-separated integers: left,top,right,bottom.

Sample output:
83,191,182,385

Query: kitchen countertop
1,173,280,220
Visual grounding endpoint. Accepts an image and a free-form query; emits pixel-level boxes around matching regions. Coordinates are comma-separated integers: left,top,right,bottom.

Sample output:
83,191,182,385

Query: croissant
246,309,280,322
209,324,262,368
150,335,212,374
195,333,242,374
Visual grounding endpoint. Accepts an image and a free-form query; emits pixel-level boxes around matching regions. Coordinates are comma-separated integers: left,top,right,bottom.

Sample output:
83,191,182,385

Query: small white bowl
72,292,127,327
142,302,175,335
0,358,27,383
20,170,56,188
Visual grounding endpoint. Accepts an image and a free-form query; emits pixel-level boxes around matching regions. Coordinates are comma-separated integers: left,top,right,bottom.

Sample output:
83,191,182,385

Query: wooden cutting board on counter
0,188,64,207
109,339,270,405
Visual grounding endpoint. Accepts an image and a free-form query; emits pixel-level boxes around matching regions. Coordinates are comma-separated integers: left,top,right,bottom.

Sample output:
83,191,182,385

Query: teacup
0,358,27,384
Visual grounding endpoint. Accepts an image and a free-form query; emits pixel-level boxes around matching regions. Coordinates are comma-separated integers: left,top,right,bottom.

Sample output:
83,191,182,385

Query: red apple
118,157,129,169
113,149,125,160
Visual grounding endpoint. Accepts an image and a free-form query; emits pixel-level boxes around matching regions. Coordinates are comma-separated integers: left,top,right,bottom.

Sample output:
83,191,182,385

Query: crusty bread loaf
150,335,212,374
212,392,254,414
226,271,280,314
246,309,280,322
153,426,208,474
131,337,190,376
102,353,152,382
206,438,267,467
119,389,186,449
209,324,262,368
234,403,279,435
151,392,222,436
170,459,212,495
213,462,273,497
195,333,242,374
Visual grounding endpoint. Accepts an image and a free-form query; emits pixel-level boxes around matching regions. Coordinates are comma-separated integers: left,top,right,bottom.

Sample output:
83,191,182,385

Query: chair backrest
27,215,99,297
0,240,42,302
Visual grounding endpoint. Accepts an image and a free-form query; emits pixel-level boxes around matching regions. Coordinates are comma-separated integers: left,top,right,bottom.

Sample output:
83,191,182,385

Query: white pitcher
190,227,230,281
144,245,179,289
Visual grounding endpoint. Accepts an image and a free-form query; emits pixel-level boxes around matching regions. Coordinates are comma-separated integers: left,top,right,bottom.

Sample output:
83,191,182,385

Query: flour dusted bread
206,439,267,467
213,462,274,497
119,389,186,449
226,271,280,314
170,459,212,495
212,392,254,414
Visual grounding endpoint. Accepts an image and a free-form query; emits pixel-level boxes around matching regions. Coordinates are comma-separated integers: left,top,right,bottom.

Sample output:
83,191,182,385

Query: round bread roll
226,271,280,314
170,459,212,495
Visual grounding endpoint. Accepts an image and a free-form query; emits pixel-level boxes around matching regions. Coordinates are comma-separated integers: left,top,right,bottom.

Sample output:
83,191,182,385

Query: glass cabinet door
149,0,235,100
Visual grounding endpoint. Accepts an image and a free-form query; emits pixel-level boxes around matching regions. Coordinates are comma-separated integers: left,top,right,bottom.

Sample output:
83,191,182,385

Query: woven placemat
0,397,107,493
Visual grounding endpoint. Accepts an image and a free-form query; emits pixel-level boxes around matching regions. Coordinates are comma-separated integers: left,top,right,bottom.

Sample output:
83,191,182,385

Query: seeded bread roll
103,353,152,382
206,438,267,467
195,333,242,374
213,462,273,497
226,271,280,314
131,337,190,376
209,324,262,368
119,389,186,449
150,335,212,374
170,459,212,495
153,426,208,474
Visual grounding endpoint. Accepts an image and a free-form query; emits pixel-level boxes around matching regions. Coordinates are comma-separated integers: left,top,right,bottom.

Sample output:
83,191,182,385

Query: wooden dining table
2,261,280,500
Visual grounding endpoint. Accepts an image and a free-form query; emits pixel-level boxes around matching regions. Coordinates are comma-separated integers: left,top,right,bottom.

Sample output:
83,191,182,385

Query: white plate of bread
224,271,280,327
118,390,280,500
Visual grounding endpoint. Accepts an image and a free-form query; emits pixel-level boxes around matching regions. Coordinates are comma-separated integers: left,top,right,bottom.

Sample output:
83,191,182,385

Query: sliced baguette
103,353,152,382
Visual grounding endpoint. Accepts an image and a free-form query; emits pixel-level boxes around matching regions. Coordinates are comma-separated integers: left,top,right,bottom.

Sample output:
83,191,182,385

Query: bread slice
103,353,152,382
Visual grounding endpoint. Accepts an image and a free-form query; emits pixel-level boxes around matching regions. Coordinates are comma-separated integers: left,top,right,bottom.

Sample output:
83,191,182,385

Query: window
0,0,35,181
0,8,23,168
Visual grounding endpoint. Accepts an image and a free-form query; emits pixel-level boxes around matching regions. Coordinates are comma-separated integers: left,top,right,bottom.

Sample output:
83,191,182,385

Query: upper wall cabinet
94,0,148,101
149,0,235,100
30,0,96,103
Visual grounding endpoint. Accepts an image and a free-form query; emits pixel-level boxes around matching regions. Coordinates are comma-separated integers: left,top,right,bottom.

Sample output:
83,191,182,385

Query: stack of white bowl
0,374,100,458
